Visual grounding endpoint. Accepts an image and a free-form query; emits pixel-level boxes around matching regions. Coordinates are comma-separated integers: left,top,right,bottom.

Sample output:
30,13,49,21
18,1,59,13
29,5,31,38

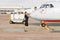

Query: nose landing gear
40,20,50,30
41,23,50,30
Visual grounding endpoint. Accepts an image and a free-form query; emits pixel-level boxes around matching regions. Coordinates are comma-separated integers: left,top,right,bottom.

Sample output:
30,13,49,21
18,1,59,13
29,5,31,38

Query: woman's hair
25,11,27,13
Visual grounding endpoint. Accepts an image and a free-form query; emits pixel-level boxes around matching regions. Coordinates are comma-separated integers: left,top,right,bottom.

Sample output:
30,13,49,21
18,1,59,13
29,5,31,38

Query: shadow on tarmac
29,22,60,26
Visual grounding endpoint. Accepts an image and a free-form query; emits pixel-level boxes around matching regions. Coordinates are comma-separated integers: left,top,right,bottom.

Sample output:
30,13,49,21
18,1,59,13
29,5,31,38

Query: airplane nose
30,12,36,18
29,10,41,20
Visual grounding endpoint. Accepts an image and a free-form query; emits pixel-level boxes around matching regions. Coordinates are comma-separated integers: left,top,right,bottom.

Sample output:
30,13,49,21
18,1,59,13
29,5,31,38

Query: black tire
41,23,46,27
22,20,25,24
9,20,14,24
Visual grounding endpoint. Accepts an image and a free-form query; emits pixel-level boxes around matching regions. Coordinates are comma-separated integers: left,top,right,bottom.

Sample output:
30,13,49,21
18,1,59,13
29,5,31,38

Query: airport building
0,8,19,14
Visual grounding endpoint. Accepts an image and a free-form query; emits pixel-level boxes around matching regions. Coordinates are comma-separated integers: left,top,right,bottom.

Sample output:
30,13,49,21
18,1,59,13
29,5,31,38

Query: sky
0,0,19,8
0,0,47,8
0,0,57,8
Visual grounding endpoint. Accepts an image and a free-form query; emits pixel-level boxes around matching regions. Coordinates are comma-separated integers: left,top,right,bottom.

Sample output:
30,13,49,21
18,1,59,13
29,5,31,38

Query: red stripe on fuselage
42,20,60,22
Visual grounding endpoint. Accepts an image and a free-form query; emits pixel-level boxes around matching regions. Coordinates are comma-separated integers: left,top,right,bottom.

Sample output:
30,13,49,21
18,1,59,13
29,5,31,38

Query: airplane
25,1,60,30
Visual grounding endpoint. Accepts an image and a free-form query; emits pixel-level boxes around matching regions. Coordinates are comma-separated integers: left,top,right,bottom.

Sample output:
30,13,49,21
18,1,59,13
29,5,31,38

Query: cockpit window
50,4,54,8
40,4,54,8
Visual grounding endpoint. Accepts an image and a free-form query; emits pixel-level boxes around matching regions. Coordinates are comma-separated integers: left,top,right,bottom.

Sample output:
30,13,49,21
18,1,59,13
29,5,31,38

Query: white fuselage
30,2,60,20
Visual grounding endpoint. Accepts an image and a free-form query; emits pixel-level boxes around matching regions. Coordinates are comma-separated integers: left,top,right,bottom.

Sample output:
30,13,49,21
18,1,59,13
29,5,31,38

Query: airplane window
40,4,49,8
50,4,54,8
40,4,46,8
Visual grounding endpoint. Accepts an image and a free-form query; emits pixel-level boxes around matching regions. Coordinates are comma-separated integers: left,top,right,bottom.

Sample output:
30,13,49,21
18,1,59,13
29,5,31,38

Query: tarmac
0,14,60,40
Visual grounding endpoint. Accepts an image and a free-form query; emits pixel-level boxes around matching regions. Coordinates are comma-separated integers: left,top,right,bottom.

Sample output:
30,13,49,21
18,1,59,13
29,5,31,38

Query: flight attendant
25,11,29,26
24,11,29,32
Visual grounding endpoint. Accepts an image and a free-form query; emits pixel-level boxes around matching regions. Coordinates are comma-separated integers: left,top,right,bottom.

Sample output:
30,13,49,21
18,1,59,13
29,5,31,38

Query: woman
25,11,29,26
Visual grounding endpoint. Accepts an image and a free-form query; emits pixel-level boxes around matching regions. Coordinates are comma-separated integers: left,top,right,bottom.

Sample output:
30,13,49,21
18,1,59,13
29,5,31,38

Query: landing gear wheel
41,23,50,30
41,20,53,30
41,23,46,27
